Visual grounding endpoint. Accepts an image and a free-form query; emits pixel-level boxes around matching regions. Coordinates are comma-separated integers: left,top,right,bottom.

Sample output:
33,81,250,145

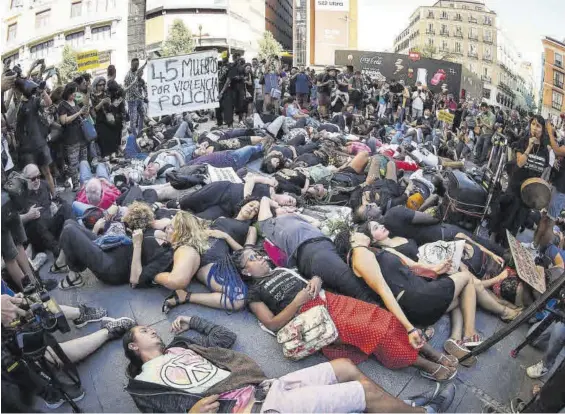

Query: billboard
315,12,349,65
335,50,466,96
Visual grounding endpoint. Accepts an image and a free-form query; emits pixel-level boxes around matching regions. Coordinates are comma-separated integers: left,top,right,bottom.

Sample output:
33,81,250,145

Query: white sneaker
526,360,548,379
31,252,48,271
521,242,537,251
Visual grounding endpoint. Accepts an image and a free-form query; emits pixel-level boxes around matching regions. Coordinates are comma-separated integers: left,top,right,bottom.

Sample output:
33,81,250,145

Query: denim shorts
547,187,565,220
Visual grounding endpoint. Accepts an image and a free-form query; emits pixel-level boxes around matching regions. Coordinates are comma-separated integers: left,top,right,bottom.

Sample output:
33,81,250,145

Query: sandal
162,290,191,314
461,334,483,348
59,274,85,290
420,364,457,382
501,307,523,322
50,262,69,274
444,338,477,367
423,326,435,342
437,353,459,368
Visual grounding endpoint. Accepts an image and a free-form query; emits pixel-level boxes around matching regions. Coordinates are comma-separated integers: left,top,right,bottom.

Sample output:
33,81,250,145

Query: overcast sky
358,0,565,88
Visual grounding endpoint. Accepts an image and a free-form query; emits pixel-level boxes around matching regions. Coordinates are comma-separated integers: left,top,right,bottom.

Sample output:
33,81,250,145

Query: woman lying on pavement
233,246,459,382
260,133,320,173
127,204,259,312
193,132,266,158
334,228,521,367
123,316,456,413
178,173,296,220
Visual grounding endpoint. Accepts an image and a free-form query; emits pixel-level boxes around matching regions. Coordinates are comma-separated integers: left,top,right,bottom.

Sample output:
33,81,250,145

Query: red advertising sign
409,51,421,62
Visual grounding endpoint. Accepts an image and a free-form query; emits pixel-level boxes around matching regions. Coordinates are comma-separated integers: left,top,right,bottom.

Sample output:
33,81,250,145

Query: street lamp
198,24,203,46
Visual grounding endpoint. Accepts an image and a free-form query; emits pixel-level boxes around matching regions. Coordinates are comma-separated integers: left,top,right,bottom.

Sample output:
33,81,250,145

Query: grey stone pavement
31,126,559,412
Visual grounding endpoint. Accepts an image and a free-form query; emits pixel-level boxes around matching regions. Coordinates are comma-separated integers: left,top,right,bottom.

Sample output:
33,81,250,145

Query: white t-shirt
135,347,231,392
412,91,425,110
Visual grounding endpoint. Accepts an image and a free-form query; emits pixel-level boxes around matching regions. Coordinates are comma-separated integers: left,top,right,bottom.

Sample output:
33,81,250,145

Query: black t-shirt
372,248,430,296
394,239,420,262
246,268,306,314
22,180,52,219
366,179,407,214
317,74,335,94
57,101,84,145
294,152,323,167
223,182,270,216
383,206,421,240
16,97,47,152
553,157,565,194
270,145,294,161
509,136,550,194
318,123,340,133
201,217,250,267
260,113,278,124
139,229,174,286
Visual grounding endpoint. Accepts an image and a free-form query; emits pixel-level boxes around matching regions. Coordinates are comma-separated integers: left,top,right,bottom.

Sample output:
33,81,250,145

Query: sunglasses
242,252,265,268
28,175,41,182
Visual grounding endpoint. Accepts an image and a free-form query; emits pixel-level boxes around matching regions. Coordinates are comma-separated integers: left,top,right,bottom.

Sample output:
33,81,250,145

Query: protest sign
438,110,455,124
76,50,100,71
207,166,242,184
506,230,546,293
147,50,219,117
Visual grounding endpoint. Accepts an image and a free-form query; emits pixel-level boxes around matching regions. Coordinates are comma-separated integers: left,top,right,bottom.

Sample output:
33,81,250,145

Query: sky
358,0,565,88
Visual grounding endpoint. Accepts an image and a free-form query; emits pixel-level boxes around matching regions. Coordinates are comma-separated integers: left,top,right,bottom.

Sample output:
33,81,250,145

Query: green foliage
257,30,283,61
161,19,195,57
412,45,456,62
57,45,79,83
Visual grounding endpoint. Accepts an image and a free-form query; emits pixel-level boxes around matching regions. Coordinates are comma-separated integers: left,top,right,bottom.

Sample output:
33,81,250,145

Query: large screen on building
335,50,464,96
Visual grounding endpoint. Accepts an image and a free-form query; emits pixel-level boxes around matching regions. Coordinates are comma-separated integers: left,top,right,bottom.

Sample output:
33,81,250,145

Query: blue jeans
545,322,565,368
230,145,263,170
174,121,192,139
127,100,145,138
79,160,110,185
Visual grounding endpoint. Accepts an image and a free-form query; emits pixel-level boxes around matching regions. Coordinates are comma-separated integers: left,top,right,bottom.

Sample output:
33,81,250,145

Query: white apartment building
145,0,266,60
2,0,129,79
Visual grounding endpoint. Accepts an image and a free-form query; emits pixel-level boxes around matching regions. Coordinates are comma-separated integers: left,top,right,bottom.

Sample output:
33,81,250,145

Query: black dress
92,93,124,157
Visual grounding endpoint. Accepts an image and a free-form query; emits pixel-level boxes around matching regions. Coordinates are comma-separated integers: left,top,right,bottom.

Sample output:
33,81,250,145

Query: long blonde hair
170,211,210,254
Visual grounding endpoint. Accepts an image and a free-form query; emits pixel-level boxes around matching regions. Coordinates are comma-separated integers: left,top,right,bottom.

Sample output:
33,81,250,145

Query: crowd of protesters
2,53,565,413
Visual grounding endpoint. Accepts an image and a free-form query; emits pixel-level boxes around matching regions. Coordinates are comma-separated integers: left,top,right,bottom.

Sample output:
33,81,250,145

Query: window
484,30,492,42
3,53,19,67
484,46,492,59
483,88,491,99
454,13,462,21
92,25,111,41
427,10,434,18
555,53,563,68
71,1,82,17
10,0,22,8
95,0,112,12
483,67,488,76
455,42,461,53
35,9,50,28
441,40,448,51
7,24,17,42
469,63,475,73
484,16,492,25
65,31,84,47
469,43,477,56
555,71,564,89
441,11,448,19
427,23,434,34
30,39,54,59
552,91,564,110
428,37,434,46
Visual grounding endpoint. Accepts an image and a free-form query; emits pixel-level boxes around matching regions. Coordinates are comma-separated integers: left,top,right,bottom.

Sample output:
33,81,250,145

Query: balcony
468,52,478,59
439,48,450,54
427,13,435,19
440,30,450,37
482,20,492,26
468,34,479,41
453,15,462,21
440,14,449,19
453,50,463,55
483,37,493,44
468,17,478,24
425,30,436,35
481,75,492,83
454,32,463,39
483,56,493,63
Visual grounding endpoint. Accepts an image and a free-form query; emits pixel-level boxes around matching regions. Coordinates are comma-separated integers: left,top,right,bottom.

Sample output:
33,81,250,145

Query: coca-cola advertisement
335,50,480,98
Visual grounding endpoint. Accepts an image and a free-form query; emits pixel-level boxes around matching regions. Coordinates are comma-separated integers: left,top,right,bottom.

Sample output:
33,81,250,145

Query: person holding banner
124,57,150,138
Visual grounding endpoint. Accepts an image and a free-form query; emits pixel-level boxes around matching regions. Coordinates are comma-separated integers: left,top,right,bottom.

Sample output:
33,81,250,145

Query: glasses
28,175,41,182
242,252,265,268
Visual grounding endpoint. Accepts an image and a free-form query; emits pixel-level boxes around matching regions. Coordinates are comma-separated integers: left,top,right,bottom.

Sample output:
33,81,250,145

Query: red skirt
300,292,418,369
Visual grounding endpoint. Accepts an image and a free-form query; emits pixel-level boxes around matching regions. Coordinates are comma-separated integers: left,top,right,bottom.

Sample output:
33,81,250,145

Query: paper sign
506,230,546,293
207,166,242,184
76,50,100,71
438,110,455,124
147,50,220,117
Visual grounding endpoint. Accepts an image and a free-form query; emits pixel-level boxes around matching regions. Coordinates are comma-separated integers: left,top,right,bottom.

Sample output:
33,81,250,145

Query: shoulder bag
274,268,338,361
80,115,98,143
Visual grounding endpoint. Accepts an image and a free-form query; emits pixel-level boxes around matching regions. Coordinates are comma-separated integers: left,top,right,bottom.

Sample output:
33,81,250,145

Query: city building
293,0,358,67
266,0,293,52
145,0,265,60
540,36,565,122
2,0,129,77
392,0,532,111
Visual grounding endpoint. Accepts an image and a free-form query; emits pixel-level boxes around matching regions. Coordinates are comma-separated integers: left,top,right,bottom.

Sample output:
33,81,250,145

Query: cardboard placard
207,166,242,184
506,230,546,293
438,110,455,124
147,50,219,117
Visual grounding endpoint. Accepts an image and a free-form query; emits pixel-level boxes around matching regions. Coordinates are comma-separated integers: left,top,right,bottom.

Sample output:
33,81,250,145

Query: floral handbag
274,268,338,360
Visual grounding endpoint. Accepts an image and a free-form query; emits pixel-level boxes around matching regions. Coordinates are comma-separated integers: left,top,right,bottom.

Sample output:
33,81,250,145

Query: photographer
14,68,56,196
1,293,135,409
19,164,73,263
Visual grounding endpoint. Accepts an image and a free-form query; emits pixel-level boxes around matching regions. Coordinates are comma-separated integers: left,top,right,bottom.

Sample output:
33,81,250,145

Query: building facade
266,0,293,52
2,0,129,78
145,0,265,60
540,37,565,123
293,0,358,67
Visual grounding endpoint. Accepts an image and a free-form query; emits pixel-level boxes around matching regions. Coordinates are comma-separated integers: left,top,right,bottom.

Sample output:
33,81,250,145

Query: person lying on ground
234,247,458,382
73,160,121,216
261,134,319,173
193,134,266,158
124,315,456,413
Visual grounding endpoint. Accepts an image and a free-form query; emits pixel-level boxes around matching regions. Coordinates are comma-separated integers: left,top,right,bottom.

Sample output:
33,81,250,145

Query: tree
161,19,195,57
258,30,283,61
58,45,79,83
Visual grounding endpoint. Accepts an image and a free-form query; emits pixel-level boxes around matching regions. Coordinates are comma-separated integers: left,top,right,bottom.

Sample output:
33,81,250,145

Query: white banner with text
147,50,219,117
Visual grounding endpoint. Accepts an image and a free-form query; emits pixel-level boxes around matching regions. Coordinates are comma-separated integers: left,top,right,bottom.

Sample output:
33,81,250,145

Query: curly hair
122,202,155,230
170,211,210,254
333,228,353,262
234,196,261,217
261,153,284,174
